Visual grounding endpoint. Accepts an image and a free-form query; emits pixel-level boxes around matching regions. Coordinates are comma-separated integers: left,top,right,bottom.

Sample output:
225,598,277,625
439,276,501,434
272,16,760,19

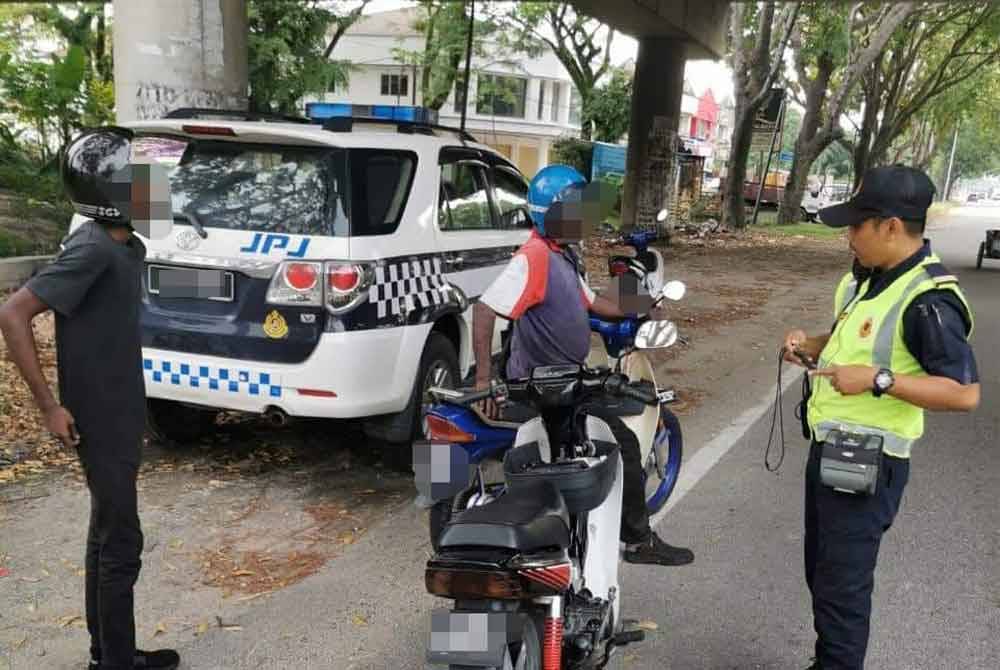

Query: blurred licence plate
148,265,234,301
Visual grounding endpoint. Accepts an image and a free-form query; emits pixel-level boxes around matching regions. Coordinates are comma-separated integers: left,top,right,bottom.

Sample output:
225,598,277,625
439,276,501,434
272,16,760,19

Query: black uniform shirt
26,221,147,461
853,241,978,385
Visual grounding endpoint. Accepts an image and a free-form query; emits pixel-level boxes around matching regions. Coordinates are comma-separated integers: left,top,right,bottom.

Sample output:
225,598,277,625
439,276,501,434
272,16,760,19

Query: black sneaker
623,533,694,566
89,649,181,669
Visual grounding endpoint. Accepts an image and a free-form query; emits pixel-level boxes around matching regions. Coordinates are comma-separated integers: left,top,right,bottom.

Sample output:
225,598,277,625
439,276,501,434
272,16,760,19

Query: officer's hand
810,365,876,396
474,378,500,421
43,405,80,448
783,329,809,365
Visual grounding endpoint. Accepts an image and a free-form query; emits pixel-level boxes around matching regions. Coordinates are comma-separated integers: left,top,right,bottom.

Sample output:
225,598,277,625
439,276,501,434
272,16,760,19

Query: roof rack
164,108,314,125
320,116,476,142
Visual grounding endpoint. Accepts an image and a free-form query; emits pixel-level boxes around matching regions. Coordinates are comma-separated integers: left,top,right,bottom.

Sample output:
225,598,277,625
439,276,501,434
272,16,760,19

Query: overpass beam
113,0,248,123
621,37,685,231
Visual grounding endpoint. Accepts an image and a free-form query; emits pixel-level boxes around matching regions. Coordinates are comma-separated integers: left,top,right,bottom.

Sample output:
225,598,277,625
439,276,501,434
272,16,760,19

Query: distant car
967,193,979,202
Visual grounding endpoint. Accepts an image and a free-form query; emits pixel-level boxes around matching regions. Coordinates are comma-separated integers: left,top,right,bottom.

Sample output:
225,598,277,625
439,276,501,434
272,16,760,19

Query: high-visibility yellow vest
808,254,973,458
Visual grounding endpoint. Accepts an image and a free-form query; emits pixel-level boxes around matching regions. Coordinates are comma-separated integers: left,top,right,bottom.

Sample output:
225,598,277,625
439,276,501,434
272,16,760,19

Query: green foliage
585,67,631,143
551,137,592,178
814,141,852,180
248,0,358,114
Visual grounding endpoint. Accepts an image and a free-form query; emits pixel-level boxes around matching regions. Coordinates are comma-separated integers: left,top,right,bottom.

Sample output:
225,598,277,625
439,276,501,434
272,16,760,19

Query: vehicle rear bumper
142,324,432,418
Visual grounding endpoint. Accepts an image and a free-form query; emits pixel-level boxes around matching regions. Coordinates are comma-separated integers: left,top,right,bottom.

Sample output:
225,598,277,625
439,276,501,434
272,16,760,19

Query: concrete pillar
621,37,685,230
113,0,248,123
558,82,572,126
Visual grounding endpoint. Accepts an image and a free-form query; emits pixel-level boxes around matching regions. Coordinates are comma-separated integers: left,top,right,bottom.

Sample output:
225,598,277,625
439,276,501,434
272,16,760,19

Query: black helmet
61,126,136,225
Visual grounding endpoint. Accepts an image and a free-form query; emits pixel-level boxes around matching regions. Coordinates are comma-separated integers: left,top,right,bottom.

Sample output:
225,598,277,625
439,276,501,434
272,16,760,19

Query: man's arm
810,366,980,412
473,301,497,386
0,288,79,446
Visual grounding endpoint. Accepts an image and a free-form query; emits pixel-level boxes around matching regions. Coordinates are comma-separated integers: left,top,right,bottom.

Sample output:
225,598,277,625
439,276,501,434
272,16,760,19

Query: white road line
649,367,805,529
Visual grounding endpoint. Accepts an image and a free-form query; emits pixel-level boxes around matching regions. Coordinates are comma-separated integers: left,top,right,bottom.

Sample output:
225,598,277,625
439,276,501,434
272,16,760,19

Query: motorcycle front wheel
644,406,683,515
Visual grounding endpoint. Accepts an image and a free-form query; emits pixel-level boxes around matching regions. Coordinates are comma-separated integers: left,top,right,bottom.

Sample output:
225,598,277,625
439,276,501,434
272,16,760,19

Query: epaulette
923,262,959,286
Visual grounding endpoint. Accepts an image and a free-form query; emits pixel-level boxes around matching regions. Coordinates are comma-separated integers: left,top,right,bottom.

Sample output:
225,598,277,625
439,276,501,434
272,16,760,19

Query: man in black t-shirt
0,129,179,670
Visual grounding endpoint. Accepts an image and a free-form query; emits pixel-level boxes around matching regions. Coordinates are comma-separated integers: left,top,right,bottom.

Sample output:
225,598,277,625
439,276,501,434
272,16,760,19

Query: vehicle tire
977,242,985,270
644,407,683,515
370,332,460,471
146,399,218,444
800,207,813,223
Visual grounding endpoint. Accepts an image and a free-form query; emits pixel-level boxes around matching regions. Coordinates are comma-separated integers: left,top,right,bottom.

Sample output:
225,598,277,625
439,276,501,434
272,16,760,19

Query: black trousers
805,441,909,670
579,403,650,544
79,441,144,670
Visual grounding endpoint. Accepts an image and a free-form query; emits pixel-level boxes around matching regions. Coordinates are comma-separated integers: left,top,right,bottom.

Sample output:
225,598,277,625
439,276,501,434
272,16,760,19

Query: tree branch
749,2,801,110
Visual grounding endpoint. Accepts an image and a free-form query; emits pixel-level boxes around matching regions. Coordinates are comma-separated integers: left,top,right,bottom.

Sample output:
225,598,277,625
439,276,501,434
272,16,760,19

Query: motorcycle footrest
612,629,645,646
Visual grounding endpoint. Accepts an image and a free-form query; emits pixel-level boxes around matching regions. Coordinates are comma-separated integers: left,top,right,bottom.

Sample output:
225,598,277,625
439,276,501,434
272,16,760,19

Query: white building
303,8,583,177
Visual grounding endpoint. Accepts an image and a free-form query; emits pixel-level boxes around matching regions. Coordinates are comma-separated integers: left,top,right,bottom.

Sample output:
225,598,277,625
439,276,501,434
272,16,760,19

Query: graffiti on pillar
134,82,247,121
637,115,677,230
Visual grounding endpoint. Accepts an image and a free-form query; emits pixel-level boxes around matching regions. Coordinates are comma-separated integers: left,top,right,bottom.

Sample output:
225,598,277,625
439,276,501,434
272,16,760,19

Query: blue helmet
528,164,587,236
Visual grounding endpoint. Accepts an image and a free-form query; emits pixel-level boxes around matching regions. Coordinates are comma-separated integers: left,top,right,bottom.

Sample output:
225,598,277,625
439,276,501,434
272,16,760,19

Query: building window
568,87,582,126
537,81,546,120
550,82,561,122
381,73,408,97
476,74,527,118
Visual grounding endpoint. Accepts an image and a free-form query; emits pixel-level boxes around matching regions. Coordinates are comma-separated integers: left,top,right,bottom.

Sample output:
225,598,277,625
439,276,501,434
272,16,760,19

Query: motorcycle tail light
425,567,523,600
425,415,474,443
609,260,629,277
518,563,571,594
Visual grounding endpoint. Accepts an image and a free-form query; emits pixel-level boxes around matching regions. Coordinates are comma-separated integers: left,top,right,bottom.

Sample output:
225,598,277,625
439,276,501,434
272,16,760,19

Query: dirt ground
0,228,851,668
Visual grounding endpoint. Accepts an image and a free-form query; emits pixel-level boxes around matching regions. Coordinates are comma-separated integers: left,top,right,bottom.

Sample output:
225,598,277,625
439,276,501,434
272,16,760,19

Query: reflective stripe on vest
833,272,858,319
810,255,973,459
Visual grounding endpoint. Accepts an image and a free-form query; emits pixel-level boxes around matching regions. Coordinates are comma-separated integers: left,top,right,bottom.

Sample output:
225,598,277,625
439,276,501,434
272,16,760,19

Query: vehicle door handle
443,257,464,270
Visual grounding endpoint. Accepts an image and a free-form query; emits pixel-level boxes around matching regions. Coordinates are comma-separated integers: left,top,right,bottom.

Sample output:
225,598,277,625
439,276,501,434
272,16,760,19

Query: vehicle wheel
644,407,683,515
800,207,813,223
977,242,985,269
146,399,218,444
372,332,460,471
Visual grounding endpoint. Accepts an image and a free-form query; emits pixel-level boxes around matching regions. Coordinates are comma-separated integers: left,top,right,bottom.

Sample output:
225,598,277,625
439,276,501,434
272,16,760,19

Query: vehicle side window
438,161,493,231
493,167,531,229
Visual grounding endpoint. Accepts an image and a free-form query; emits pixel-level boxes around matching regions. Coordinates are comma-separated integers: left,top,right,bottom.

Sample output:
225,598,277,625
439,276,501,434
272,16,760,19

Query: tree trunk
778,147,817,225
723,106,754,229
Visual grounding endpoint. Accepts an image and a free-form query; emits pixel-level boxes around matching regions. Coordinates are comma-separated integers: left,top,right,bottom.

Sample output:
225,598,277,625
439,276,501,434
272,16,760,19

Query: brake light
284,263,318,291
297,389,337,398
327,265,360,293
609,260,629,277
426,567,523,600
181,124,236,136
519,564,571,592
425,415,474,443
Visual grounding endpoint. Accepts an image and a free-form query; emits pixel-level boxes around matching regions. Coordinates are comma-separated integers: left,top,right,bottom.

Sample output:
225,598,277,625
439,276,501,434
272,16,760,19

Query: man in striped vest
782,165,980,670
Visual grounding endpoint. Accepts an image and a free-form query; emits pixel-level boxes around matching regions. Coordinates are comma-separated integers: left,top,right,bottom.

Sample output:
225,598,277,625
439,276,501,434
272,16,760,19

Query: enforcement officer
0,128,180,670
781,165,980,670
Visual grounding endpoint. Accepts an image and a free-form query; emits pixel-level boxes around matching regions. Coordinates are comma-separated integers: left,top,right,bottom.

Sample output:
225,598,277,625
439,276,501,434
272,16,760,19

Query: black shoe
623,533,694,566
89,649,181,670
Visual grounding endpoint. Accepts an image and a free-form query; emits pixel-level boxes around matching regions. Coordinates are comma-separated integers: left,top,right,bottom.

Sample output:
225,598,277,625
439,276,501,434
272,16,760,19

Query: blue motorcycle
423,229,687,550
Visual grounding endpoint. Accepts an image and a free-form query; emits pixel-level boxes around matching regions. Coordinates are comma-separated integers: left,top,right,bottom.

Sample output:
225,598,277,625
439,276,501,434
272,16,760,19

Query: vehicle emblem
175,229,202,251
263,310,289,339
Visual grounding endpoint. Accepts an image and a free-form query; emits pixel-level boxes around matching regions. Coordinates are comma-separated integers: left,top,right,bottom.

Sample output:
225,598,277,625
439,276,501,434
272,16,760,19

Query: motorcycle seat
437,480,571,552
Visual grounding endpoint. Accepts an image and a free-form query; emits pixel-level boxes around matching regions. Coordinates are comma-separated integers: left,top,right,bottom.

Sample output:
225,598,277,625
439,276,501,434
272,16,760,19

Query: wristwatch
872,368,895,398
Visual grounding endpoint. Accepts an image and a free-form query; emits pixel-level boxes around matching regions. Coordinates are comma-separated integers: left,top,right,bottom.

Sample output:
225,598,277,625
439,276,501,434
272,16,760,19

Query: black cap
819,165,936,228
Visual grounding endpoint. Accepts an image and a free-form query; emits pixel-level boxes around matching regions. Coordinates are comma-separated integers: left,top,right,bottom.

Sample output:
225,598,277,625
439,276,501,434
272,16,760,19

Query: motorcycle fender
426,609,522,667
619,352,660,462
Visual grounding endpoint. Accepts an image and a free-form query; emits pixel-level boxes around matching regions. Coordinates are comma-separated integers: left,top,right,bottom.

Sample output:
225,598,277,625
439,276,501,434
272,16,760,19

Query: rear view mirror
635,320,678,350
659,280,686,301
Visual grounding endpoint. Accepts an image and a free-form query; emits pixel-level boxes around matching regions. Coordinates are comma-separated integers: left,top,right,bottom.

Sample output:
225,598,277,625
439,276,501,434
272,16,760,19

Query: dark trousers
580,403,650,544
804,441,909,670
79,442,144,670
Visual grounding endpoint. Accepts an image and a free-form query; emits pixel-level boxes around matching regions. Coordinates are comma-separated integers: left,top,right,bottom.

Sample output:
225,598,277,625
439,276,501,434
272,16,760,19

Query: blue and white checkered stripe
143,358,283,398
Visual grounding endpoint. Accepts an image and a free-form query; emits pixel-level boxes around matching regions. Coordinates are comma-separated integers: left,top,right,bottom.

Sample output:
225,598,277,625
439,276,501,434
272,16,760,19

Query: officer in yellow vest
782,166,980,670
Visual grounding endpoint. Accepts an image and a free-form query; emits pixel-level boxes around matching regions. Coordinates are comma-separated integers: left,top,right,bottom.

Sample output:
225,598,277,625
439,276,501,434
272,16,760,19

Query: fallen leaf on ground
56,614,83,628
231,569,255,577
154,621,167,636
636,620,658,631
352,614,369,627
195,622,210,636
0,567,9,578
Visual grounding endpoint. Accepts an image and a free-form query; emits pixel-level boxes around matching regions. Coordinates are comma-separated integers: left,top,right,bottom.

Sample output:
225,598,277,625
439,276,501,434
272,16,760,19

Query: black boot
623,532,694,566
88,649,181,670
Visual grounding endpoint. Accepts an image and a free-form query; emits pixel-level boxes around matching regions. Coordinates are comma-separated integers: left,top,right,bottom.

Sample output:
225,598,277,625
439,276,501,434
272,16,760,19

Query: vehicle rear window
146,137,416,237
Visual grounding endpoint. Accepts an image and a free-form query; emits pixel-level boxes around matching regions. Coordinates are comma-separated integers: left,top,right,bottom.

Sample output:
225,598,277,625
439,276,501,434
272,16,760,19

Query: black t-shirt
26,221,147,460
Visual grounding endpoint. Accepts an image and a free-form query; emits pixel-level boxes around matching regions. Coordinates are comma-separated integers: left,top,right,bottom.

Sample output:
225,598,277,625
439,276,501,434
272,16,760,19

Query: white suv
69,110,533,448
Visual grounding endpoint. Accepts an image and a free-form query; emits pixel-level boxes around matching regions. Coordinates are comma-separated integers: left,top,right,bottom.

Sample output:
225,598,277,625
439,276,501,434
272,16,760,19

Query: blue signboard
779,150,794,163
591,141,627,181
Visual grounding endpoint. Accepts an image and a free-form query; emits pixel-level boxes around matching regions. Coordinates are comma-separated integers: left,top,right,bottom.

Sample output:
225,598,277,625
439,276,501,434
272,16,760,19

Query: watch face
876,370,893,389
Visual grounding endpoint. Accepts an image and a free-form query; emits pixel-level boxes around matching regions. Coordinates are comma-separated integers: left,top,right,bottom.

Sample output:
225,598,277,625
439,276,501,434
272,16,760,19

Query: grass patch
752,209,843,239
0,229,40,257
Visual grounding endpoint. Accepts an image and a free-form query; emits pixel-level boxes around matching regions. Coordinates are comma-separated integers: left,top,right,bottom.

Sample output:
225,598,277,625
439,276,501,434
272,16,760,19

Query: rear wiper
174,210,208,239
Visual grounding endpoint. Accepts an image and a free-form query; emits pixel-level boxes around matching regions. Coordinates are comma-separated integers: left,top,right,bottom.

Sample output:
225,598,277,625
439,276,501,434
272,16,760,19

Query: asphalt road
184,205,999,670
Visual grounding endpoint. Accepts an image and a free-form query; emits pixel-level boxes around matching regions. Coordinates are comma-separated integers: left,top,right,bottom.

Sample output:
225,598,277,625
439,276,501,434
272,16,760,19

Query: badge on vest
858,316,874,339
